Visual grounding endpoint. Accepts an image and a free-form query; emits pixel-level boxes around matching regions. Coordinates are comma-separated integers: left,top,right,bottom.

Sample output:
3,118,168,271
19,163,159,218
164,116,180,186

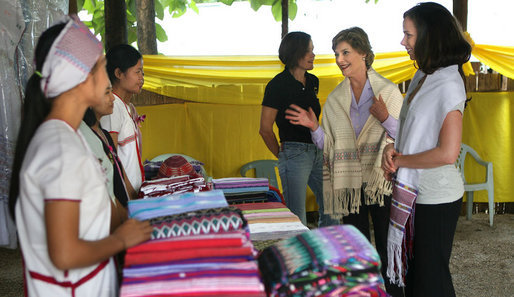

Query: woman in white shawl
286,27,404,297
382,3,471,297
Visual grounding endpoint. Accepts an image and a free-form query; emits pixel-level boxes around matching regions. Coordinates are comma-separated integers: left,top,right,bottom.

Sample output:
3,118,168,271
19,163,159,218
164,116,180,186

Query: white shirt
100,94,143,191
396,65,465,205
15,120,116,297
78,121,116,203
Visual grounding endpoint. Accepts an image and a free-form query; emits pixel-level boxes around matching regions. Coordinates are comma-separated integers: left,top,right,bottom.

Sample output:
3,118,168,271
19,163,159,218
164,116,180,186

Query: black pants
404,198,462,297
343,190,404,297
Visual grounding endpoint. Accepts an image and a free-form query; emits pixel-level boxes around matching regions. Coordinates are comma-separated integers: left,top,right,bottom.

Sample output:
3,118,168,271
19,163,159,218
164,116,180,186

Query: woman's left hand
369,95,389,123
382,143,401,180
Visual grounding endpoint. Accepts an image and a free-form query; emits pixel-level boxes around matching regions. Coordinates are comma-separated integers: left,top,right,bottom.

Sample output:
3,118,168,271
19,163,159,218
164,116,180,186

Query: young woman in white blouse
382,3,472,296
100,44,145,193
9,16,151,297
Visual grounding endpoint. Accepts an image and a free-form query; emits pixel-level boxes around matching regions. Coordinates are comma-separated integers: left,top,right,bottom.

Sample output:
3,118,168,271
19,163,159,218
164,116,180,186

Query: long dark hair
8,23,66,218
106,44,142,85
278,31,312,69
404,2,471,76
83,107,97,127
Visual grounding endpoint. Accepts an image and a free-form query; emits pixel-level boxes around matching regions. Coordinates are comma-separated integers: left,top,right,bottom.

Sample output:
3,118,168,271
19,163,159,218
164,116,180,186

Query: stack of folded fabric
233,202,309,242
258,225,388,297
121,190,266,297
138,175,210,198
213,177,270,204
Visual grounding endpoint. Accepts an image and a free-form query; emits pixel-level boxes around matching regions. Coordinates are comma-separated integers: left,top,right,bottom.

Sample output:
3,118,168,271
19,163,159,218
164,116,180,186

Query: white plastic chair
455,144,494,226
240,160,279,189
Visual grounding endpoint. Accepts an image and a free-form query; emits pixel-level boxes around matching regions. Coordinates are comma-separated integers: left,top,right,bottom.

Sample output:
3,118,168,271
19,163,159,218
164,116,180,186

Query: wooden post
136,0,158,55
453,0,468,30
69,0,77,14
281,0,288,39
105,0,128,52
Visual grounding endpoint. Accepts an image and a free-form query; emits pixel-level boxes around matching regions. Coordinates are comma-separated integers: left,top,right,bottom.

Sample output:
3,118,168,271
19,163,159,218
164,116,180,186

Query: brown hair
332,27,374,70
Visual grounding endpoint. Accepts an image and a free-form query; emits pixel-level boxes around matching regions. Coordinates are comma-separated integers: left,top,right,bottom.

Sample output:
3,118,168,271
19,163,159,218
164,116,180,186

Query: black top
262,69,321,143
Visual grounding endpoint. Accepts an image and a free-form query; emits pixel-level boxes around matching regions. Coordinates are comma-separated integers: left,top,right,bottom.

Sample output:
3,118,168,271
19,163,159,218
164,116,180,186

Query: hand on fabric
285,104,319,131
382,143,401,181
369,95,389,123
113,218,152,249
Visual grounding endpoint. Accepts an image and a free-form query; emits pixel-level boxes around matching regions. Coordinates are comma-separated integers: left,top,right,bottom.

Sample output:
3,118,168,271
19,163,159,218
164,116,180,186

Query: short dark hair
332,27,374,70
106,44,142,84
278,31,311,69
404,2,471,74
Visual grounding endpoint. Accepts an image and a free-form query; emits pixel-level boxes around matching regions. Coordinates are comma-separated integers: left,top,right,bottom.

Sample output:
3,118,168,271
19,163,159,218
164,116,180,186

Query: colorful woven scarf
258,225,387,297
387,180,417,286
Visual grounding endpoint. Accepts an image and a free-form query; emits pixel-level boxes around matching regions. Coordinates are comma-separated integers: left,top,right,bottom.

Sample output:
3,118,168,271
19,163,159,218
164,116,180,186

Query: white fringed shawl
321,68,403,219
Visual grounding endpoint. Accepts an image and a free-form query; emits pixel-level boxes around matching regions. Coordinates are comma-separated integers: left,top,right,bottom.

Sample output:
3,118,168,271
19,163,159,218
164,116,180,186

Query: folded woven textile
234,202,287,212
233,202,308,241
149,207,248,240
128,190,228,220
139,176,210,198
258,225,387,297
121,276,266,297
129,231,247,253
125,239,255,266
224,192,269,204
213,177,270,195
212,177,269,188
123,261,259,278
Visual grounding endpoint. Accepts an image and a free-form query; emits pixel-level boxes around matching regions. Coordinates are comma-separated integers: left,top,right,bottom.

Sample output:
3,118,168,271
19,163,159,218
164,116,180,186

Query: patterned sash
387,180,417,286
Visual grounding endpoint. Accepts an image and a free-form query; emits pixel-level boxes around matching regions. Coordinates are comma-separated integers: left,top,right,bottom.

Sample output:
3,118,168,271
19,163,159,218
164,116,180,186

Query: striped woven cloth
234,202,309,241
258,225,388,297
149,207,248,240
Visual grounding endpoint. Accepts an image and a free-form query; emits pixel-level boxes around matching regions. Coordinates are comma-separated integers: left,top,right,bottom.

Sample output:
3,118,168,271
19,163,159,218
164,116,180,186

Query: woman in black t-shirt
259,31,337,227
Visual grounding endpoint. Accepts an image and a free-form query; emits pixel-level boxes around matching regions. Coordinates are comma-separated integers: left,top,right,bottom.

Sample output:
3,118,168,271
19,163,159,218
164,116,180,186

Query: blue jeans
278,142,339,227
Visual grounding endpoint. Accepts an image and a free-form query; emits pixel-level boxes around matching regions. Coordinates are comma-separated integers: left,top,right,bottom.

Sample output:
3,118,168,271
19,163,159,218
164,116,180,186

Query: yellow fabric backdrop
137,91,513,205
141,52,416,106
461,92,514,203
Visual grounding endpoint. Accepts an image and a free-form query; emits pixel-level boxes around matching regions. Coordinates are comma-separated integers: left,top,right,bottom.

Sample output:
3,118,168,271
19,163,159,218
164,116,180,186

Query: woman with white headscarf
9,16,151,296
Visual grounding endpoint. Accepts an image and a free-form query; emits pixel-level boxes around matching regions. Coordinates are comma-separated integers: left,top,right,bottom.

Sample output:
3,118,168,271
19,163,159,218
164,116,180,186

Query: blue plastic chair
240,160,279,189
455,144,494,226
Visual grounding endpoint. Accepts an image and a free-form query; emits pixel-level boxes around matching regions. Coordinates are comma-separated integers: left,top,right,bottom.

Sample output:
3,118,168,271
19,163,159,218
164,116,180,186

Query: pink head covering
40,14,103,98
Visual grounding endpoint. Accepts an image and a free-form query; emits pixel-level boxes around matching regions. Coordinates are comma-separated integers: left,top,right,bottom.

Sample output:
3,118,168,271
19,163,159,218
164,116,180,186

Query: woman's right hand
285,104,319,131
382,143,401,181
113,218,152,249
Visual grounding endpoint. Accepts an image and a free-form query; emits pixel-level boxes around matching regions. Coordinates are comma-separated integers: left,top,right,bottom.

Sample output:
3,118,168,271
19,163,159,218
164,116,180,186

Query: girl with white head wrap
9,15,152,297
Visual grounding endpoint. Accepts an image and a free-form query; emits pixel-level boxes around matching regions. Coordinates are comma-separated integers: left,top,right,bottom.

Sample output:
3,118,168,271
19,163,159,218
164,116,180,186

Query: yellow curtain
463,33,514,80
142,52,416,106
137,91,514,205
142,40,514,104
461,92,514,203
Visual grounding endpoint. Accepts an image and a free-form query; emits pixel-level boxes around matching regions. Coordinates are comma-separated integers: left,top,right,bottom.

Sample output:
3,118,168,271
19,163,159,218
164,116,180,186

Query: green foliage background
78,0,299,45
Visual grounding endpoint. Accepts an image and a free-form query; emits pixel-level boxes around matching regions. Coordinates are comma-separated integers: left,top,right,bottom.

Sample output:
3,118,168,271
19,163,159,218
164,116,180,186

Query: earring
362,57,366,61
